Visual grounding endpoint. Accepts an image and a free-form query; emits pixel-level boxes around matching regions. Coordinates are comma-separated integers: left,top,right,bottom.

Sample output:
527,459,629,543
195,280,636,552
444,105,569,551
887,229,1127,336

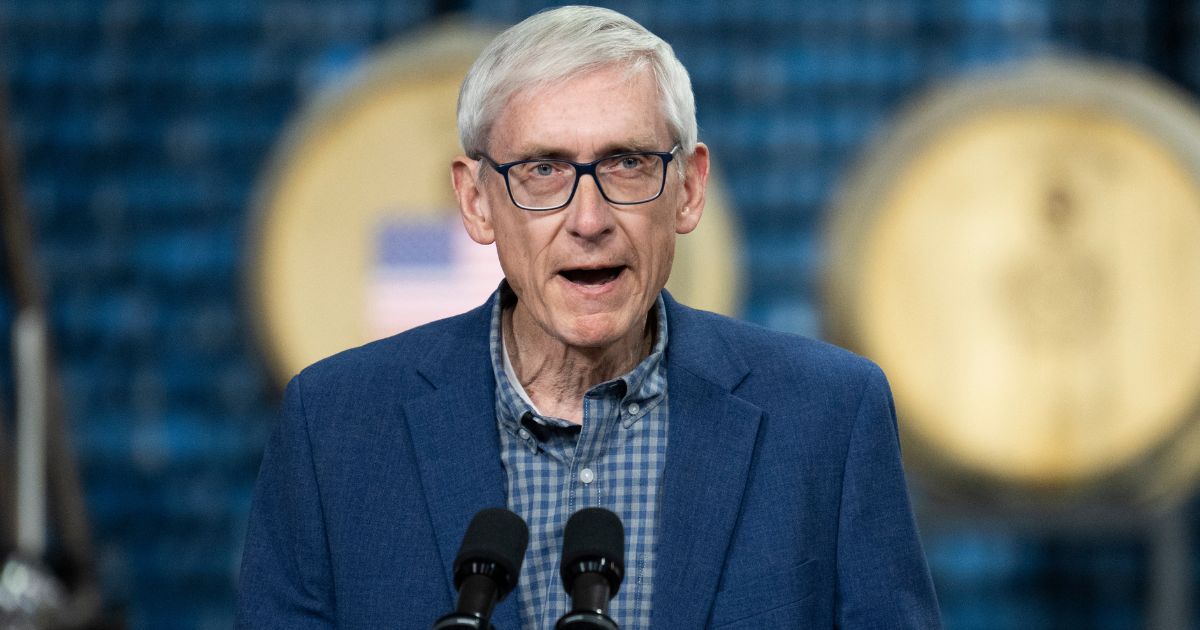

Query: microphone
433,507,529,630
555,508,625,630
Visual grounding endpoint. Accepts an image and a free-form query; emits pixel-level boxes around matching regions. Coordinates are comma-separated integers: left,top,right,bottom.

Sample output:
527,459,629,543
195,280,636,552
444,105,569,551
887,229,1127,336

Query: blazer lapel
402,299,519,630
653,297,763,628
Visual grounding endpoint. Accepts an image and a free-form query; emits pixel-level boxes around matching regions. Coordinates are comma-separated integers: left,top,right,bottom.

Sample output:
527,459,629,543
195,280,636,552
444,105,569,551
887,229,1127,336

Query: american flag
366,215,504,339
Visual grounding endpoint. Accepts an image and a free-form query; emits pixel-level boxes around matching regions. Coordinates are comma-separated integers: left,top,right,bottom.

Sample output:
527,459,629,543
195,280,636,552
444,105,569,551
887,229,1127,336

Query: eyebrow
507,138,665,162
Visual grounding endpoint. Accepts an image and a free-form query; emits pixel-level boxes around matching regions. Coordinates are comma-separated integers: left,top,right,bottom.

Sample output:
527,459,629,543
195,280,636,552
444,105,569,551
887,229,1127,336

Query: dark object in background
0,87,123,630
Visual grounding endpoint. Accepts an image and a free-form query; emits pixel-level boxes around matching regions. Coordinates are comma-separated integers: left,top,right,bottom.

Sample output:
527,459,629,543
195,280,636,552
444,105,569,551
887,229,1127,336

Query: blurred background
2,0,1200,628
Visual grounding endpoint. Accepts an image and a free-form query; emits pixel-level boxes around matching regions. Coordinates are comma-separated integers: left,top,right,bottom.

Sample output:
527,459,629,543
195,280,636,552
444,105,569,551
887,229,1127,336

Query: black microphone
555,507,625,630
433,507,529,630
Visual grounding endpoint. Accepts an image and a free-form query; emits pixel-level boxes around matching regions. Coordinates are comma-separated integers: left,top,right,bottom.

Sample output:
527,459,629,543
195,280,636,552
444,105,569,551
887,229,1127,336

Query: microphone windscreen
454,507,529,594
561,507,625,570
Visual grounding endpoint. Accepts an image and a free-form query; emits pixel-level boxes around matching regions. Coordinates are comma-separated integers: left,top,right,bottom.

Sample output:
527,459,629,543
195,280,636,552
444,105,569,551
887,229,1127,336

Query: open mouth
559,266,625,287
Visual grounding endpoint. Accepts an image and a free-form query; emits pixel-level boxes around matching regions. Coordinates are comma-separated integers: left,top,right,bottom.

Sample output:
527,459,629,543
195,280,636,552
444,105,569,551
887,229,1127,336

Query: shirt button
518,428,530,440
579,467,595,484
627,402,640,415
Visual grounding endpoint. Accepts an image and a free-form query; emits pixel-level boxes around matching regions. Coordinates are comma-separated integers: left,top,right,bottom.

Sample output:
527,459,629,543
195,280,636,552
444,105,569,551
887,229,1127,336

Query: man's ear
452,156,496,245
676,142,709,235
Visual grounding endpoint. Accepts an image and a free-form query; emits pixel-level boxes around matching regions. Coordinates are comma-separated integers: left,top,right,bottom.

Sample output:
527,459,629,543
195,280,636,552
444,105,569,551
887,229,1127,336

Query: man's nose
565,173,615,240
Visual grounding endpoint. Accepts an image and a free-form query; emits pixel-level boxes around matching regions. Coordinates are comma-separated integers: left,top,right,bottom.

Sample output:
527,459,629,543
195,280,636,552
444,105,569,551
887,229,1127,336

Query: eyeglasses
476,146,678,211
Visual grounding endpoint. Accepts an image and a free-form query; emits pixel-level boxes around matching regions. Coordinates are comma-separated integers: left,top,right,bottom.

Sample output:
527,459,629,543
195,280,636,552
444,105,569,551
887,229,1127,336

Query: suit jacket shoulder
291,299,492,403
664,293,886,421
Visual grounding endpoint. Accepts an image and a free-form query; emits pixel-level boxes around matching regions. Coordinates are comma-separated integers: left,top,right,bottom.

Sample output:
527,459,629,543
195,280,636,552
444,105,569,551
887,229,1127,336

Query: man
237,6,940,629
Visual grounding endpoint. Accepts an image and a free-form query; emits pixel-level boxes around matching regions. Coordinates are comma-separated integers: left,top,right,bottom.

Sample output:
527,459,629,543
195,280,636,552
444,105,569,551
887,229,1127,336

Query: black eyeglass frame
475,145,680,211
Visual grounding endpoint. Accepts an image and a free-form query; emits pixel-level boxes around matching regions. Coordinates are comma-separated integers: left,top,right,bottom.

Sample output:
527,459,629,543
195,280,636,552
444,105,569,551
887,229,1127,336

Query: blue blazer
237,293,941,629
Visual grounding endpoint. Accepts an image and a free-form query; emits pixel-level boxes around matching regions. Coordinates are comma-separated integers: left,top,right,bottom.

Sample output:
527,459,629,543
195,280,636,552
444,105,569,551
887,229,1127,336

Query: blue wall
1,1,1197,628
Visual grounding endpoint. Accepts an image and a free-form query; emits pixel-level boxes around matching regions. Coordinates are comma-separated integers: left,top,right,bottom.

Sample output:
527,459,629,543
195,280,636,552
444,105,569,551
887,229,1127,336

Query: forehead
489,65,670,157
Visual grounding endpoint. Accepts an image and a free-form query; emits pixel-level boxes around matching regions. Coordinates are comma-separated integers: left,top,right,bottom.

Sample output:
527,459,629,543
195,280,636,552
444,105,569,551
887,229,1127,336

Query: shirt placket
539,386,618,628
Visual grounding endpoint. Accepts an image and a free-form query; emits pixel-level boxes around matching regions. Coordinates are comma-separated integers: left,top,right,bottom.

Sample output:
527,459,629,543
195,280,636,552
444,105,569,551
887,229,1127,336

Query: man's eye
534,162,558,176
619,156,646,169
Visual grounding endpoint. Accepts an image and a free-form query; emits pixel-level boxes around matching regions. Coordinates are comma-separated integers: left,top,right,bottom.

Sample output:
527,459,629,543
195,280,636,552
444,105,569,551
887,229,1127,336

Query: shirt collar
489,281,669,432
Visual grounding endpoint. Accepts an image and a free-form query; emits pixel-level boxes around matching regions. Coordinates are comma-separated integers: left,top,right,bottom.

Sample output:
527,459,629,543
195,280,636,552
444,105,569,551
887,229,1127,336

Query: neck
503,304,654,424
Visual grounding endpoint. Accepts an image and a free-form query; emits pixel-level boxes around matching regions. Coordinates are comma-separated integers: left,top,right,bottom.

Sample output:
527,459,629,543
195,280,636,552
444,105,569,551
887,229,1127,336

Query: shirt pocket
708,558,817,629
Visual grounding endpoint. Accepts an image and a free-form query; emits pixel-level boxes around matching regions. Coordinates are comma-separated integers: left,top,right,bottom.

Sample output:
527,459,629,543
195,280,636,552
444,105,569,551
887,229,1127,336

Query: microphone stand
0,82,111,628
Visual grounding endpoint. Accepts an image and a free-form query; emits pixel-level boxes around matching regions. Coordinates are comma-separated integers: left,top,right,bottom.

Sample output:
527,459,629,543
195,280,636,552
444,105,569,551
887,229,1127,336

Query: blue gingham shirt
489,286,669,630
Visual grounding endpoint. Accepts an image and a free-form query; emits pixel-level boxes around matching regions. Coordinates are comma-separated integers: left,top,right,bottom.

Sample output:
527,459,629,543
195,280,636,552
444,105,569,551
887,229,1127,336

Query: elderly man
237,6,940,629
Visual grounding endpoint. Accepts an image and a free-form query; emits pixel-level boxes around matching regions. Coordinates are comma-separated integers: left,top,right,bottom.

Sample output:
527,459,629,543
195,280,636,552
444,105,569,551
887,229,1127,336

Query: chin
561,312,637,349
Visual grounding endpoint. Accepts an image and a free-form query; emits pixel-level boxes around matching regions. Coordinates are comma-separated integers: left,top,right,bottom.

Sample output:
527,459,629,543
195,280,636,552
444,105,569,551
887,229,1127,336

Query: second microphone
555,507,625,630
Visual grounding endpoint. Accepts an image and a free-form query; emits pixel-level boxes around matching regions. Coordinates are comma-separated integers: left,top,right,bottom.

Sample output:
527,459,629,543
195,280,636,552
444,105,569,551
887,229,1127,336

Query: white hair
457,5,697,160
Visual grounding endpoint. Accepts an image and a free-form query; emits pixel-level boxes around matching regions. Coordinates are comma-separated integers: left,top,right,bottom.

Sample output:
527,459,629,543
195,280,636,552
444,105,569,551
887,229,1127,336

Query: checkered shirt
489,287,669,630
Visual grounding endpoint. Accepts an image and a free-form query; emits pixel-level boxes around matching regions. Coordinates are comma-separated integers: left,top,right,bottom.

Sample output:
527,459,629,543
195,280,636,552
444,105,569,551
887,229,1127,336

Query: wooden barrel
825,57,1200,516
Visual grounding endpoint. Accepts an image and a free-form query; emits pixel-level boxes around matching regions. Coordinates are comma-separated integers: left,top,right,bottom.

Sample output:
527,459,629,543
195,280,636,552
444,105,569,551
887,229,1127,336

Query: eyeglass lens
507,154,665,210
